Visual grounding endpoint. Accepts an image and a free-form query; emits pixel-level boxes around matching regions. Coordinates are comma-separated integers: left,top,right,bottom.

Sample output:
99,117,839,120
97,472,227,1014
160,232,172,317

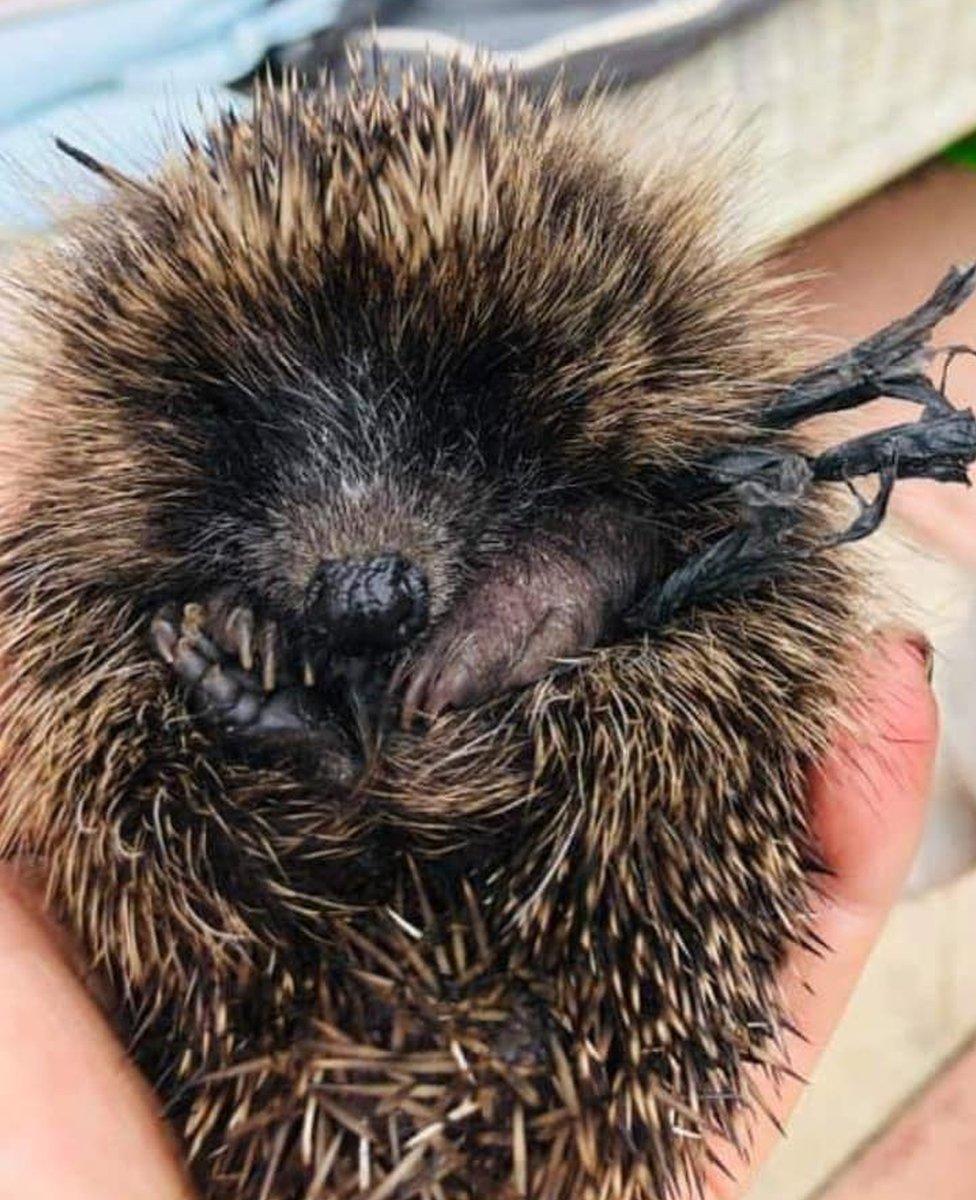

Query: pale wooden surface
603,0,976,247
818,1034,976,1199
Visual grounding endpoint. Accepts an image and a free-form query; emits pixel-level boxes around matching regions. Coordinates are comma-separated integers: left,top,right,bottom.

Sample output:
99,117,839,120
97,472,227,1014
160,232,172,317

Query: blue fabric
0,0,341,229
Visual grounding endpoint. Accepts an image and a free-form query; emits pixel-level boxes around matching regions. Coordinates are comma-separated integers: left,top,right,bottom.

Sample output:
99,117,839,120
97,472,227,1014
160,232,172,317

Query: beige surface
754,872,976,1198
819,1034,976,1200
601,0,976,247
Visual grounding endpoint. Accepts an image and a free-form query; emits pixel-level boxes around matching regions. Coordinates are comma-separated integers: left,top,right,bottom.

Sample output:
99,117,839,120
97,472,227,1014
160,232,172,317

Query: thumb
0,867,196,1200
703,627,938,1197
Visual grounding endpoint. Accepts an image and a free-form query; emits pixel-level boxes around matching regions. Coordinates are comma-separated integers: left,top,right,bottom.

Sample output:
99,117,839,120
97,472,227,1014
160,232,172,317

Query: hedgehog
0,65,973,1200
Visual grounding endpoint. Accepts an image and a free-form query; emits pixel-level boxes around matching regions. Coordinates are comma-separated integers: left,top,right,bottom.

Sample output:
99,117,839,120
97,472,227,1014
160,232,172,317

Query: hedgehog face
30,72,792,759
137,340,661,738
36,78,775,741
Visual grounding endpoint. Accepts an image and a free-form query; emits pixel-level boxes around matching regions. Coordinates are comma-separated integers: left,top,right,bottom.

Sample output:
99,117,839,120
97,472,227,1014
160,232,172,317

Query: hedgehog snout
304,553,429,657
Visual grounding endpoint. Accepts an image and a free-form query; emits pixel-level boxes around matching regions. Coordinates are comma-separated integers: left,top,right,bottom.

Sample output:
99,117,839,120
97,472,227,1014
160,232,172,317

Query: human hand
699,628,938,1197
0,630,936,1200
0,868,195,1199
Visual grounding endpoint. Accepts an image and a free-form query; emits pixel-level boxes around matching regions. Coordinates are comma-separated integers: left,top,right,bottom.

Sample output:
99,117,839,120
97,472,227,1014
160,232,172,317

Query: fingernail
879,622,934,684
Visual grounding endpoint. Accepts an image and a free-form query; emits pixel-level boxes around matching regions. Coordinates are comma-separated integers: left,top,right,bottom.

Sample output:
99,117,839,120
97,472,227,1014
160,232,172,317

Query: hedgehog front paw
151,598,316,734
398,591,597,726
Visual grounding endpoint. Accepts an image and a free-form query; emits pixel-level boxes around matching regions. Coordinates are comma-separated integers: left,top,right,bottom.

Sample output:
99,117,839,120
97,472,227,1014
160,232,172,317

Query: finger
702,629,938,1197
0,869,196,1200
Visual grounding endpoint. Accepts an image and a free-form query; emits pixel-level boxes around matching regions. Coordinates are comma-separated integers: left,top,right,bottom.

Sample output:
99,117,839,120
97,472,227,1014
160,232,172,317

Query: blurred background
2,3,976,1198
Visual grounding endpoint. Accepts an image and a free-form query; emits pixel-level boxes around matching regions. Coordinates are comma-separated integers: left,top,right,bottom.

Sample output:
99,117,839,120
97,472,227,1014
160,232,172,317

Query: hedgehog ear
625,266,976,631
54,138,149,197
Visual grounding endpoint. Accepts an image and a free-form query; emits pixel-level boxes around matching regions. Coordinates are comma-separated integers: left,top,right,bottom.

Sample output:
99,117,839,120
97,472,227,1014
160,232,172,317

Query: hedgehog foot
397,569,601,725
396,504,659,725
151,599,316,734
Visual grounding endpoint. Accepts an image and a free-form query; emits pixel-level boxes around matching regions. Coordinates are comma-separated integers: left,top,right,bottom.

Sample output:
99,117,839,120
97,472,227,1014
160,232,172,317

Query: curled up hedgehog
0,66,974,1200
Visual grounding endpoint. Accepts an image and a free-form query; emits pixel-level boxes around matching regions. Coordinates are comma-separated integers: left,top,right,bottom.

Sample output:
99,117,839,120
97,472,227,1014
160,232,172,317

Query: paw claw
399,662,432,729
150,600,312,737
182,601,204,623
150,611,178,665
259,620,278,692
230,606,254,672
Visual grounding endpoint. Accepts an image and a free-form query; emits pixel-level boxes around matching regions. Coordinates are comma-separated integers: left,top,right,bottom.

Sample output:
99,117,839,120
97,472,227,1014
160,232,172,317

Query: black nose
305,553,429,656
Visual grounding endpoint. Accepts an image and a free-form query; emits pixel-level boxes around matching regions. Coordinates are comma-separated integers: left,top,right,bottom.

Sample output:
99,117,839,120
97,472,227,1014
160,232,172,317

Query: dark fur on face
0,66,966,1200
31,73,788,736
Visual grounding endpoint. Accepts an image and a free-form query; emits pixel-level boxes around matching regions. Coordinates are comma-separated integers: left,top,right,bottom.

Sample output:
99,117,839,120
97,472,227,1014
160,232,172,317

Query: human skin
702,628,938,1197
0,629,936,1200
